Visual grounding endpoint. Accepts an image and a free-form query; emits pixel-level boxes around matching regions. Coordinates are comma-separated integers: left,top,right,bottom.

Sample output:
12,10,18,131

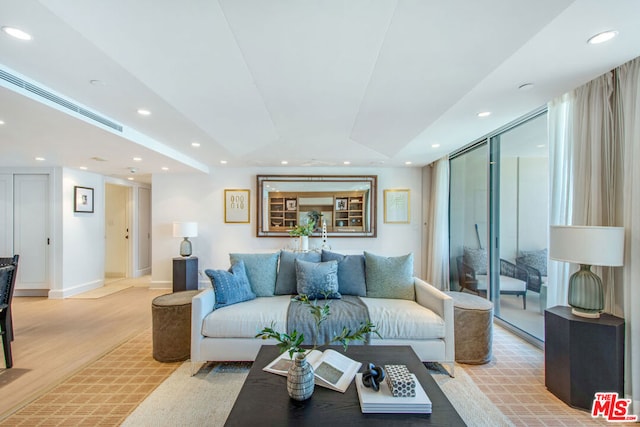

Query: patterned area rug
0,329,180,426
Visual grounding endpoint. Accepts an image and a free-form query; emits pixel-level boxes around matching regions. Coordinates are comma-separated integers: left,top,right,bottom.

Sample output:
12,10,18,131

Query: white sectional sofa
190,250,455,373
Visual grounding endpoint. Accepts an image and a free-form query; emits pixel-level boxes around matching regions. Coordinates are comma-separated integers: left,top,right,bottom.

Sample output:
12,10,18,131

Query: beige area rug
69,283,133,299
123,361,513,427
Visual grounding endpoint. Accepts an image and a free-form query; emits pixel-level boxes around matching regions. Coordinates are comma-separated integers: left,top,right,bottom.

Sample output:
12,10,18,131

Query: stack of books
355,373,432,414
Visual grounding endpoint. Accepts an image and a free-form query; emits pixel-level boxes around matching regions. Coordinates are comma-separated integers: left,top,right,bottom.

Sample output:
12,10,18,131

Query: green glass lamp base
567,264,603,319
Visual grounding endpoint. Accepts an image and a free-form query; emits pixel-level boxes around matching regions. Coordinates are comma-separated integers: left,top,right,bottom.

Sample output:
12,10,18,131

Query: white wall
52,168,105,298
151,167,423,288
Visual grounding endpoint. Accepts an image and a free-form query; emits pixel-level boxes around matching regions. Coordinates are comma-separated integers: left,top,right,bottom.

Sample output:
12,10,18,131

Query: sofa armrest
414,278,454,363
191,288,215,363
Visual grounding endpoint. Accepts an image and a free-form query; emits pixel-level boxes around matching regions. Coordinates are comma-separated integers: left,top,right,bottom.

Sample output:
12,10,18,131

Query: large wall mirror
257,175,377,237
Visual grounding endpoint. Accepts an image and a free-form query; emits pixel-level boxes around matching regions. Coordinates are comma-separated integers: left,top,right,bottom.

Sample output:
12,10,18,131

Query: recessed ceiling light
0,120,5,125
220,160,227,164
161,167,169,171
2,26,32,41
79,166,88,170
127,177,134,181
588,30,618,45
89,79,107,86
518,83,534,91
343,161,351,165
431,143,440,148
133,157,142,162
35,157,45,161
137,109,151,116
191,142,200,147
405,161,412,165
281,160,288,165
477,111,491,118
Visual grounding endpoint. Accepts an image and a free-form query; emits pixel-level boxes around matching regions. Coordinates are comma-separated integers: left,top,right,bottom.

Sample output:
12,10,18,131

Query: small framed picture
335,198,348,211
286,199,297,211
74,186,94,213
384,189,410,223
225,189,250,223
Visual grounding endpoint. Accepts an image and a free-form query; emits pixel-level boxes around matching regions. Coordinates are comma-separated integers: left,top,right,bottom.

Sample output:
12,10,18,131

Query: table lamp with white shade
549,225,624,318
173,222,198,257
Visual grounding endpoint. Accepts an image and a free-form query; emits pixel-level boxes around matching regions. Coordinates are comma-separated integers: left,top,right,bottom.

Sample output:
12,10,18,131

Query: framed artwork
74,186,94,213
384,189,410,223
286,199,297,211
225,189,250,223
335,198,348,211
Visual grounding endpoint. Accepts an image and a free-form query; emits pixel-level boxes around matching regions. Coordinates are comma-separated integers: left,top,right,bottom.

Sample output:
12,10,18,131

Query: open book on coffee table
263,349,362,393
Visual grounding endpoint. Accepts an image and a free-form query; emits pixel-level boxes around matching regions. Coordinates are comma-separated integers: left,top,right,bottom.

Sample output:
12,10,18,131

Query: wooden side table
544,306,624,410
173,256,198,292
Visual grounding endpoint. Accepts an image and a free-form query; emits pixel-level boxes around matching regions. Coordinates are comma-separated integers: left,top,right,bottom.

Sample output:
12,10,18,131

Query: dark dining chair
1,264,17,368
0,255,19,341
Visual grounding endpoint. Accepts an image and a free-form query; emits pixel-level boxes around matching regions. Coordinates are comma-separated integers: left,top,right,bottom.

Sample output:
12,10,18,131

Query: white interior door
137,187,151,272
105,184,128,278
14,174,50,289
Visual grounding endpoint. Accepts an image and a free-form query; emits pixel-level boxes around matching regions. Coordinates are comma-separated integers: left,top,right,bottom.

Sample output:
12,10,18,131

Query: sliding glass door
449,111,548,342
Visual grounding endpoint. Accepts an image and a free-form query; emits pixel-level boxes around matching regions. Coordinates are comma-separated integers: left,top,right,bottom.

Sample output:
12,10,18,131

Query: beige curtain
548,55,640,415
425,156,450,290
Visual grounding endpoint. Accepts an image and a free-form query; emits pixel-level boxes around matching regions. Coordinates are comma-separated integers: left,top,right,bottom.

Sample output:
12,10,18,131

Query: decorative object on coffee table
287,352,315,401
362,363,385,391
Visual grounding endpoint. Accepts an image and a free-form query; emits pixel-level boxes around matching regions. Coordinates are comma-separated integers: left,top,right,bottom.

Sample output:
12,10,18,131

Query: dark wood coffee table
225,345,465,426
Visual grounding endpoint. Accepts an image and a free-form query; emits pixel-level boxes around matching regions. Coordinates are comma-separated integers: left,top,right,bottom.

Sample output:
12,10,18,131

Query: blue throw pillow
229,253,279,297
274,250,321,295
205,260,256,309
364,251,414,300
295,259,340,300
321,250,366,296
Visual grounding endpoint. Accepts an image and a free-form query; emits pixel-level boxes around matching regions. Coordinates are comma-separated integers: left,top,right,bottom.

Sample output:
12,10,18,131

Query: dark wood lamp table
225,345,465,426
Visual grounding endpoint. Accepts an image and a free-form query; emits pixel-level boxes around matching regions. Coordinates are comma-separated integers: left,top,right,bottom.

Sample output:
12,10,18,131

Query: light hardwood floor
0,277,169,419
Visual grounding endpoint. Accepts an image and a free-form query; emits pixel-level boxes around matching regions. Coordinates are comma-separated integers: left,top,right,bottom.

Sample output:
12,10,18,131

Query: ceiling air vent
0,68,123,132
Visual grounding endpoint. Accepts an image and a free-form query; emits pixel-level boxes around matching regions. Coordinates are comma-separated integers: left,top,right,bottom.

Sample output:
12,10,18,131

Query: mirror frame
256,175,377,238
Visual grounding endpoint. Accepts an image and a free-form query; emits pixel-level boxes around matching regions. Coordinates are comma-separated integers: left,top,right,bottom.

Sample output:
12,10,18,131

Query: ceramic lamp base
179,238,192,257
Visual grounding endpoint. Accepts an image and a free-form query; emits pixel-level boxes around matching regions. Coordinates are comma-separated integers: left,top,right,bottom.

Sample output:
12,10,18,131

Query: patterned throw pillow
364,252,414,300
274,250,322,295
229,253,279,297
320,250,366,296
205,260,256,309
519,249,548,276
295,259,341,300
463,247,487,275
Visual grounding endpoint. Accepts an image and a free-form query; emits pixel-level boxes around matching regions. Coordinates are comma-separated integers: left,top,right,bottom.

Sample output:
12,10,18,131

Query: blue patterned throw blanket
287,295,371,346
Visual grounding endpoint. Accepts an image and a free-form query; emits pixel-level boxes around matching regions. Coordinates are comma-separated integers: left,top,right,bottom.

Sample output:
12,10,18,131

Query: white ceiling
1,0,639,183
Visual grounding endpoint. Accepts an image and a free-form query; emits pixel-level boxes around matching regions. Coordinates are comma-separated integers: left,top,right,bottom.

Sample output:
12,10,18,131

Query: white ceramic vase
300,236,309,251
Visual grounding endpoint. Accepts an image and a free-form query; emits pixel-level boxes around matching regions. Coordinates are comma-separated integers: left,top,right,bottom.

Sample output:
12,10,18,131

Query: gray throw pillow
321,250,366,296
520,249,548,276
229,253,279,297
274,250,322,295
364,251,414,300
295,259,341,300
463,247,487,275
205,260,256,309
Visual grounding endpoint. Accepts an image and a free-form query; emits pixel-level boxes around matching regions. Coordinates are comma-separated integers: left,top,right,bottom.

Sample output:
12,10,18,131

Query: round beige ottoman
446,291,493,364
152,290,200,362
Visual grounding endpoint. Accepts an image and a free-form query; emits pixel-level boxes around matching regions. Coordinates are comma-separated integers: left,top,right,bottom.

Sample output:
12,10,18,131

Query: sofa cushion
201,295,291,338
205,261,256,309
321,250,366,296
519,249,547,276
295,259,340,299
364,251,414,300
229,252,279,297
463,247,487,275
360,297,445,340
274,250,321,295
